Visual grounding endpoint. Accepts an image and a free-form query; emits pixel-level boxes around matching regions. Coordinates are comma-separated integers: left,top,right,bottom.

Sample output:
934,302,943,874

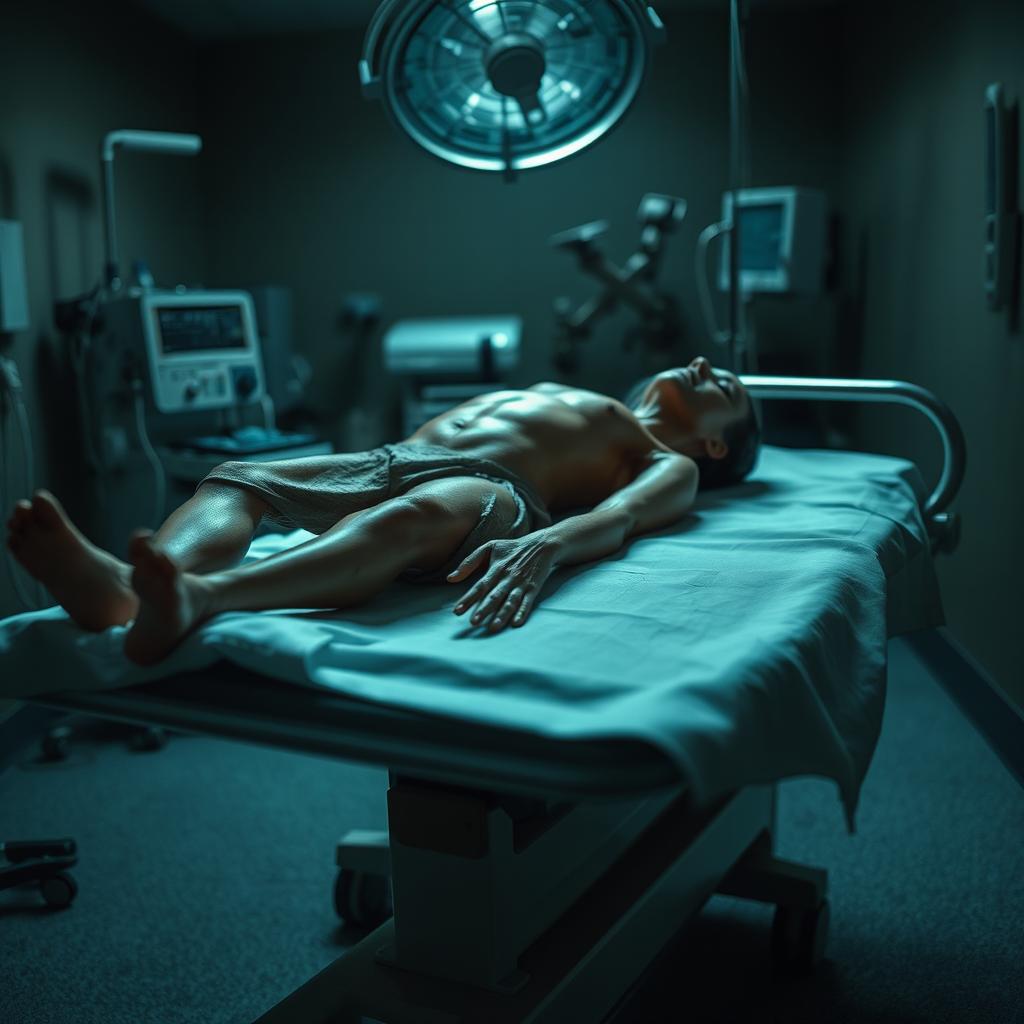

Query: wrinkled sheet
0,447,944,829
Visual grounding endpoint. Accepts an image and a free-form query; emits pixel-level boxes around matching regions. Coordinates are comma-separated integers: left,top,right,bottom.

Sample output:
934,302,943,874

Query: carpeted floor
2,636,1021,1024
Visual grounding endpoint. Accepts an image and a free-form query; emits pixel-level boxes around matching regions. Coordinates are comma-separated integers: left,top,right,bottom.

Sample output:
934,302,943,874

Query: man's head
624,357,760,489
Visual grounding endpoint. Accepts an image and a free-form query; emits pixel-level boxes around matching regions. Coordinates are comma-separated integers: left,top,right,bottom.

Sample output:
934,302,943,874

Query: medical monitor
155,305,248,355
719,187,827,295
139,290,265,413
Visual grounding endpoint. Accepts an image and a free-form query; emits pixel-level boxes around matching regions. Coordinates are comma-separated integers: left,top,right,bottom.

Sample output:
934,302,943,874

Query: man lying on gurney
5,356,758,665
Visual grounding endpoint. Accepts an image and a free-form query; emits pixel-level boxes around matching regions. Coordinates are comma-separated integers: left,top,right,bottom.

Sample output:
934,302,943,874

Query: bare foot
123,532,212,666
5,490,138,630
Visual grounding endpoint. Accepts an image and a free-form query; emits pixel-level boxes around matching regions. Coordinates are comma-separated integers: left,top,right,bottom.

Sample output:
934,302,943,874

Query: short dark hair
623,375,761,490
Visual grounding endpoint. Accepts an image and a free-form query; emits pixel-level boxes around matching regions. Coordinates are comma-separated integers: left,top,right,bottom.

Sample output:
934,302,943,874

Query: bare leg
150,481,269,572
123,477,513,665
5,482,268,631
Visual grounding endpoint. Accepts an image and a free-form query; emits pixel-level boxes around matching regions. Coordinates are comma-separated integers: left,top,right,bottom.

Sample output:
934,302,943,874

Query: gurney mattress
0,447,944,827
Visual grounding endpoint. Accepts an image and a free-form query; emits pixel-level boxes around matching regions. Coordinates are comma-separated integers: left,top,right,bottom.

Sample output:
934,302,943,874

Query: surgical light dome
360,0,665,177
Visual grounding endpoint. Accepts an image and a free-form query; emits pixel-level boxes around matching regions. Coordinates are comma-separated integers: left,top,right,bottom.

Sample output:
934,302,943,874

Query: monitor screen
157,305,247,354
739,202,785,272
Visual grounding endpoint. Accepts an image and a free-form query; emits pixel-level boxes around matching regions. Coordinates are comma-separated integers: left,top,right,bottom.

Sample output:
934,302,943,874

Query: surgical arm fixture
741,375,967,554
549,193,688,370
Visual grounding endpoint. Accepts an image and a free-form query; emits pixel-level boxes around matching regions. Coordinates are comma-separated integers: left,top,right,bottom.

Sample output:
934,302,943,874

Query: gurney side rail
741,374,966,552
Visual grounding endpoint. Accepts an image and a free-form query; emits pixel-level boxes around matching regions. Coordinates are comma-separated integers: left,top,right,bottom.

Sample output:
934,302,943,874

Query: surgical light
359,0,665,178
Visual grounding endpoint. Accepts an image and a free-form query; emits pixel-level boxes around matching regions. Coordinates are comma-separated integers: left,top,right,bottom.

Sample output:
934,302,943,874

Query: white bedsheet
0,446,944,829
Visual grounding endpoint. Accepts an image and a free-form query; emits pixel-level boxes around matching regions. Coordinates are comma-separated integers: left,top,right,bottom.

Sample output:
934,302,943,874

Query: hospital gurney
1,376,964,1024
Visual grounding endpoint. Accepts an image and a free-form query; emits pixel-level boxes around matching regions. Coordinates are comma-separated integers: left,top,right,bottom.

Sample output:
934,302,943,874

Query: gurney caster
771,899,830,974
716,828,829,974
335,829,393,930
334,868,393,930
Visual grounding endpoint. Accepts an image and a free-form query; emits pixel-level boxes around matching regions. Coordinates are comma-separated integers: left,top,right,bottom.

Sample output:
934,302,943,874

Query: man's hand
447,534,563,633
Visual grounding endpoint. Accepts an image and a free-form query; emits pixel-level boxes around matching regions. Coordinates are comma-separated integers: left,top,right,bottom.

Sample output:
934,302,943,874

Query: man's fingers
447,543,492,583
487,588,526,632
453,573,497,615
471,587,507,625
511,589,536,627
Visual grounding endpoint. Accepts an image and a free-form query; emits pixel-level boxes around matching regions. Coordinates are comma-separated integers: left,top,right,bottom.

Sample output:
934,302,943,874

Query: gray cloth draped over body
197,442,553,582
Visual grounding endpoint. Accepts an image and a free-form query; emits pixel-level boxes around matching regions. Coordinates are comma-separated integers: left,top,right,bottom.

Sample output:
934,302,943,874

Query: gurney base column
716,829,828,910
379,778,677,991
716,829,830,973
254,784,777,1024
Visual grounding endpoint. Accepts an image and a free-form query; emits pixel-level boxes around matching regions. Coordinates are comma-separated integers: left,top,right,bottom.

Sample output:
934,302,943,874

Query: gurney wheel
333,868,392,930
771,899,829,974
40,871,78,909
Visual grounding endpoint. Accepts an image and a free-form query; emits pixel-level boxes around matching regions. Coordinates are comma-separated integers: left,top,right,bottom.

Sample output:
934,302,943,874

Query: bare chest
408,389,653,509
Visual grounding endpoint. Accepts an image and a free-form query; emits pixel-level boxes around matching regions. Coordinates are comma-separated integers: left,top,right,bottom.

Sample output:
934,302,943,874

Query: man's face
644,357,750,447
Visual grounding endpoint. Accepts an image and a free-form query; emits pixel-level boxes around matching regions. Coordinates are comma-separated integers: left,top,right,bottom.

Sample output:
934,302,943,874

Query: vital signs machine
95,289,266,420
63,131,326,550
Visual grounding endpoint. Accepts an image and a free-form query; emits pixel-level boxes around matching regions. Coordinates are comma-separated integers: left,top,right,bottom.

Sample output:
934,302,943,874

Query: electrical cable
0,357,46,610
131,381,167,530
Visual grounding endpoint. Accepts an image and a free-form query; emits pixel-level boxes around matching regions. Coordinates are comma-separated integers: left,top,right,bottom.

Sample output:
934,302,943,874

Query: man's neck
634,408,699,457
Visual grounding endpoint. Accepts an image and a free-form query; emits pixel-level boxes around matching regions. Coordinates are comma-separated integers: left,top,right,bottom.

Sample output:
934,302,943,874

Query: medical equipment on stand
716,188,828,295
984,83,1020,312
384,316,521,437
360,0,664,180
0,838,78,909
696,186,828,365
548,193,687,372
56,130,329,551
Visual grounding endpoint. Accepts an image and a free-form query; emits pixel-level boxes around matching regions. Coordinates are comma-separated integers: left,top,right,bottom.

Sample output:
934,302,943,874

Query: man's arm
448,450,698,632
544,451,699,567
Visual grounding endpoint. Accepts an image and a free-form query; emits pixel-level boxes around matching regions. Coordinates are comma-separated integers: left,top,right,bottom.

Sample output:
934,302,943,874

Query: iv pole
727,0,750,374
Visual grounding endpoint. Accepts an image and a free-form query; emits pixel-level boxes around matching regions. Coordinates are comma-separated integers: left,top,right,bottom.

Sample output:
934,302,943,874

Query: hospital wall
0,0,207,619
196,7,844,437
835,0,1024,709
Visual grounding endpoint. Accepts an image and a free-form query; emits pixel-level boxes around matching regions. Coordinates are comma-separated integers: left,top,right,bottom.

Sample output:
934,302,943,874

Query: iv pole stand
727,0,750,373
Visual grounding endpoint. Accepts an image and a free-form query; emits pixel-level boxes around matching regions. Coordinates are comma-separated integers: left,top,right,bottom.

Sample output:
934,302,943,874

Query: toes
128,530,156,566
153,550,177,580
128,531,177,580
30,490,64,528
8,501,32,532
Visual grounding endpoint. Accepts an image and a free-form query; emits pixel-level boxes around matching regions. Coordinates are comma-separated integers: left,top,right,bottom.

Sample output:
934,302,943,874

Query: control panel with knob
123,289,266,413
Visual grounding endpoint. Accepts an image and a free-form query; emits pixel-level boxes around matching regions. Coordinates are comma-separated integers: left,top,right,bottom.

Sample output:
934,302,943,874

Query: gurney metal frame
29,376,965,1023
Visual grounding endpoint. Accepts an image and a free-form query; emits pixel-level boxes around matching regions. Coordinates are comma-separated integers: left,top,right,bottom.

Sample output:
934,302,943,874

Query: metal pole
728,0,746,373
101,155,120,292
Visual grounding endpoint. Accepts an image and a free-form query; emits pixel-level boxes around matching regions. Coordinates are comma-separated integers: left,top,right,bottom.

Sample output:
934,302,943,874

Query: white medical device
384,317,521,377
984,83,1019,312
101,290,265,414
718,187,827,295
384,316,522,436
